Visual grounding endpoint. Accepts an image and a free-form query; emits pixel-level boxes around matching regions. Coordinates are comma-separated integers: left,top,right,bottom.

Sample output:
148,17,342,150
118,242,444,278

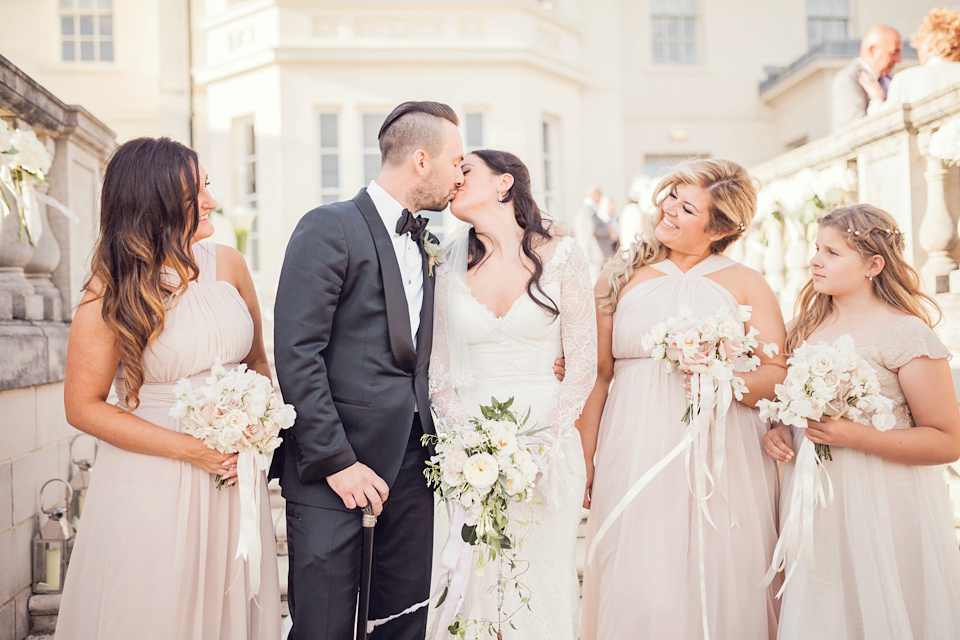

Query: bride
428,149,598,639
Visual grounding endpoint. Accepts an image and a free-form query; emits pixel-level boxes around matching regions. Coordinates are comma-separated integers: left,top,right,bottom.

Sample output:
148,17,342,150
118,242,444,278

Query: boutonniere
423,236,444,276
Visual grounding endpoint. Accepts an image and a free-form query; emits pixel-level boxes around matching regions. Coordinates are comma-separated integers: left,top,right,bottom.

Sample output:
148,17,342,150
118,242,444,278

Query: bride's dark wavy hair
468,149,559,319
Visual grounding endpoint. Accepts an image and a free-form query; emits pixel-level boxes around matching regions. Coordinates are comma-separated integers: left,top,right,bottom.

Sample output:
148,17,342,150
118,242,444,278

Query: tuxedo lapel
415,242,435,374
353,189,417,373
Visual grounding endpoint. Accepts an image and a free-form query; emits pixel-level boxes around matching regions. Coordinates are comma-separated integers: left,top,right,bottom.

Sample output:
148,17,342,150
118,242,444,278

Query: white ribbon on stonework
759,436,833,597
0,159,79,245
586,370,737,640
234,448,264,597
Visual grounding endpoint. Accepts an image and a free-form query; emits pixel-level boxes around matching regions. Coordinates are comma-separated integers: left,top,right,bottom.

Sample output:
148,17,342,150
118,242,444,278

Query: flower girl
763,204,960,639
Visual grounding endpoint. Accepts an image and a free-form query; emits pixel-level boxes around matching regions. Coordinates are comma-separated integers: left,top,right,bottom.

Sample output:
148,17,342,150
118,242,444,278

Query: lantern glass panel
32,538,67,593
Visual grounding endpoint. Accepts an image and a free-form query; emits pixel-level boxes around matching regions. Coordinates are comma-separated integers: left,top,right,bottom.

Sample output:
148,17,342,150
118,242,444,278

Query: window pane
320,113,338,148
651,18,664,39
363,114,385,148
61,17,75,36
685,41,697,62
61,40,76,61
667,18,679,38
653,43,665,64
78,0,93,9
465,113,483,148
245,164,256,195
321,194,339,205
684,17,696,38
364,153,381,184
99,16,112,36
98,0,112,9
59,0,74,9
80,40,94,60
321,155,339,189
100,40,113,61
246,124,255,154
668,42,680,62
542,121,550,153
79,15,93,35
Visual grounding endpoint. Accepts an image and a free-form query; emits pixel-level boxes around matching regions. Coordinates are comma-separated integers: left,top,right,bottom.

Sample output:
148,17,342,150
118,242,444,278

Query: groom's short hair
379,101,459,167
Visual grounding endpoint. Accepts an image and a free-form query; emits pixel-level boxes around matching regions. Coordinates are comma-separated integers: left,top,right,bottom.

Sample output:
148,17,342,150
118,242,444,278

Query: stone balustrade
0,54,115,640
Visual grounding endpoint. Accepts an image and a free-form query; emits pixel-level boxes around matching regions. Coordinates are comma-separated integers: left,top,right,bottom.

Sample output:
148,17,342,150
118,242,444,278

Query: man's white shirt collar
367,180,406,236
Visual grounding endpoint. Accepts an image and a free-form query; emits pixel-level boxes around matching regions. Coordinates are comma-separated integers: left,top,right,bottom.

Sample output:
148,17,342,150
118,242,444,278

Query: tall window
464,112,485,152
542,117,560,218
59,0,113,62
651,0,698,65
806,0,849,47
234,119,259,271
362,113,387,186
319,113,340,205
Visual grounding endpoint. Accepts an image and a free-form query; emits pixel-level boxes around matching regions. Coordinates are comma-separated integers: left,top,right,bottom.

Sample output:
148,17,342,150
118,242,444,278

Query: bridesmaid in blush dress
578,159,787,640
56,138,280,640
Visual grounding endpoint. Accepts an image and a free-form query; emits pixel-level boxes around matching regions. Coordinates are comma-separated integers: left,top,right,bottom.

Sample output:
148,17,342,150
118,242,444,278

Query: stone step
28,594,60,616
24,634,54,640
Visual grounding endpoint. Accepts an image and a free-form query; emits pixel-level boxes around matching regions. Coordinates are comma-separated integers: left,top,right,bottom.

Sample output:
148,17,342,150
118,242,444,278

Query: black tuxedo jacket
270,188,435,511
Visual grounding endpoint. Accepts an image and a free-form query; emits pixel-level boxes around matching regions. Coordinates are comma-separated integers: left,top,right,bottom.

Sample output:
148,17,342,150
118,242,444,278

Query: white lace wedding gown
428,236,597,639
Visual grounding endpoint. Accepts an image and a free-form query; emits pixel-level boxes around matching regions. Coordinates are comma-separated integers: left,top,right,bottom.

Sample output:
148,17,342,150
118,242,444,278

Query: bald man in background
831,24,903,131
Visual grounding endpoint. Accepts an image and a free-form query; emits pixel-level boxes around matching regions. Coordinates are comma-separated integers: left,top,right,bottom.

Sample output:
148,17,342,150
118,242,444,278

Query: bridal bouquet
757,335,894,461
423,397,542,639
641,305,771,423
169,359,296,596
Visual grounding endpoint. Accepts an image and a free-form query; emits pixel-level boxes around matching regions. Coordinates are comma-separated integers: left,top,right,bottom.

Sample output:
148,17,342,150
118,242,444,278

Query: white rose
224,408,251,430
447,449,469,473
462,453,500,488
462,430,483,449
442,466,462,487
490,429,518,456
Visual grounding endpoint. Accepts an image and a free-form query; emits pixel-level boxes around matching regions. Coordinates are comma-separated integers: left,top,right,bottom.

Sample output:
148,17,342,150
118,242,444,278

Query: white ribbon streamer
759,436,833,597
234,449,263,596
586,370,738,639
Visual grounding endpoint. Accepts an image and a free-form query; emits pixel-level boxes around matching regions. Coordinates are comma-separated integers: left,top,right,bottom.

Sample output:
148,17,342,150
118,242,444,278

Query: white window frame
651,0,699,66
233,117,259,271
58,0,114,63
319,111,340,205
362,112,388,187
541,116,561,218
806,0,849,48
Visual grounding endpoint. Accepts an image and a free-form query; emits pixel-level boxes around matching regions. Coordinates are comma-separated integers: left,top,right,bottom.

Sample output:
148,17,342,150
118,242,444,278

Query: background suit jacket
832,58,889,131
270,188,435,511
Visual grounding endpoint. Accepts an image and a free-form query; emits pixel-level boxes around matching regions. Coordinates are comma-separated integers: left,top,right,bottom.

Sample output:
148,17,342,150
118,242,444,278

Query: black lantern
32,479,74,594
69,434,98,528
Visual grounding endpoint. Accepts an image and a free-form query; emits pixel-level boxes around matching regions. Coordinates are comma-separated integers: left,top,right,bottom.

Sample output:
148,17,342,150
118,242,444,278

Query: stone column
919,154,958,293
0,181,43,321
24,182,64,322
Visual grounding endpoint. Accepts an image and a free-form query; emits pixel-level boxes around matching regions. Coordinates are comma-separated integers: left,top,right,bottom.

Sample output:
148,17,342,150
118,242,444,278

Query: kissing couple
271,100,597,640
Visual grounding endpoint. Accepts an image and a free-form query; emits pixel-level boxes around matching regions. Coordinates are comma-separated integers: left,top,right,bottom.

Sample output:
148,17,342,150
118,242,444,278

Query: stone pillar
919,154,958,294
0,184,43,321
24,182,64,322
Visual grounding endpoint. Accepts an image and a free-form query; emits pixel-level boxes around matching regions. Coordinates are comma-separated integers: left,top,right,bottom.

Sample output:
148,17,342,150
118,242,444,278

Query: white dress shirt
367,180,423,346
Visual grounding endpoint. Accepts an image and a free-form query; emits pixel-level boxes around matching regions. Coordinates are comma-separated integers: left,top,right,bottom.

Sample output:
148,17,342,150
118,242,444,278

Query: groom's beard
409,173,456,212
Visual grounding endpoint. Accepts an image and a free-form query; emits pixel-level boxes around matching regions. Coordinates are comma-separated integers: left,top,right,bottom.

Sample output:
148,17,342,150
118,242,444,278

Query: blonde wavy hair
912,6,960,62
84,138,202,409
600,158,757,312
786,204,940,354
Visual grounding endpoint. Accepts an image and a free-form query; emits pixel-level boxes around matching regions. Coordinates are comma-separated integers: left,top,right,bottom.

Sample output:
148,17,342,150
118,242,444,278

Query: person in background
865,7,960,113
831,25,902,131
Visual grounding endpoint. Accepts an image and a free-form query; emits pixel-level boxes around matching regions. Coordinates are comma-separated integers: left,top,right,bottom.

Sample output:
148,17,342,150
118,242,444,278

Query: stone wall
0,54,115,640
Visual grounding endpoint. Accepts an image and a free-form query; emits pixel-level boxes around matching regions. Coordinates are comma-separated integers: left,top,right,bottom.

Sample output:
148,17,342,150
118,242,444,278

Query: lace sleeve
878,316,951,371
530,239,598,473
429,270,469,433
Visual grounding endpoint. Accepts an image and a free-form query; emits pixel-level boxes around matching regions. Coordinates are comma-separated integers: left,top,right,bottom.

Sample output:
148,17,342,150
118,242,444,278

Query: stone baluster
761,218,786,298
24,179,64,322
0,181,44,321
919,153,958,294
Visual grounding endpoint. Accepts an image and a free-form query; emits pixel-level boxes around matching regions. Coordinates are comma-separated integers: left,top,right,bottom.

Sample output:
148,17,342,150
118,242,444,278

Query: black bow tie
395,208,428,243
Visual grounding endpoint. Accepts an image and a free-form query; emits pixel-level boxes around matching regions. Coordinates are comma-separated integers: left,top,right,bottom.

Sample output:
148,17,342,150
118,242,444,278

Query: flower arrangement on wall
0,120,54,246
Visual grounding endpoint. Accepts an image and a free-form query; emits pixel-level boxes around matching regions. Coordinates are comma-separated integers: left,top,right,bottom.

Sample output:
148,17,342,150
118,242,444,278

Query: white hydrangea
8,128,52,178
930,118,960,165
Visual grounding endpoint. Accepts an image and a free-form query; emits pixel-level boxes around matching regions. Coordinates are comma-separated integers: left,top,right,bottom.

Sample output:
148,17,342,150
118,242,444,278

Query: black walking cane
356,504,377,640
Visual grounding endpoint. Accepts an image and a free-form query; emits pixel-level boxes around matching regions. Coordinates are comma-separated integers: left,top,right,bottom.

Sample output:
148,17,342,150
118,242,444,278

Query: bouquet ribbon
586,370,737,640
759,435,833,597
234,449,264,596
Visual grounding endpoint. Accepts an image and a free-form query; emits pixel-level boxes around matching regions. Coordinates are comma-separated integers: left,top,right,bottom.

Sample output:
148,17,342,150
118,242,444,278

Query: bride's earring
497,192,504,209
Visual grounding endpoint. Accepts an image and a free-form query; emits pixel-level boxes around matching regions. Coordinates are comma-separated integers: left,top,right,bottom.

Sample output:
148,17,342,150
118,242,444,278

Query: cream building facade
0,0,935,302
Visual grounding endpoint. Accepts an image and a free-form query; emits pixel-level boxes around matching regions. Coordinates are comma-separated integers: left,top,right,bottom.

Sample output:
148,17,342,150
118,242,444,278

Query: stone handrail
747,81,960,316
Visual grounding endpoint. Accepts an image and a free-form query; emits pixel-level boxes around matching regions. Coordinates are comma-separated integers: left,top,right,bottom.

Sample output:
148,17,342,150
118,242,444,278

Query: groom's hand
327,462,390,515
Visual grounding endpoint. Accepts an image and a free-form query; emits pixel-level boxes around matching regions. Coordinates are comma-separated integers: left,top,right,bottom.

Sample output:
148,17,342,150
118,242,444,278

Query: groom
271,101,464,640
